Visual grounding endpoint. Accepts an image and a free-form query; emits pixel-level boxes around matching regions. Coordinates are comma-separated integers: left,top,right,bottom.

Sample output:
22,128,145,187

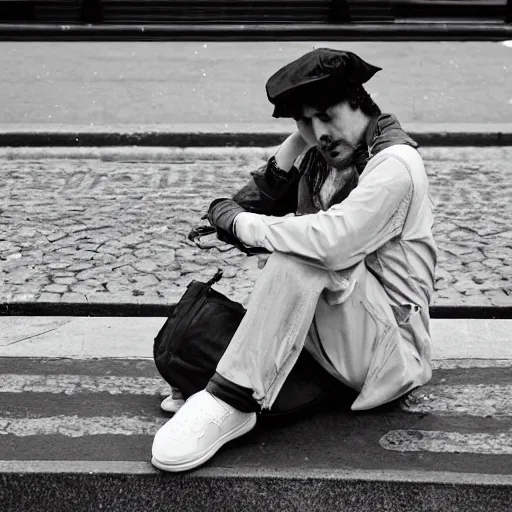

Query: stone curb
1,463,511,512
1,145,511,162
1,126,512,148
1,302,511,319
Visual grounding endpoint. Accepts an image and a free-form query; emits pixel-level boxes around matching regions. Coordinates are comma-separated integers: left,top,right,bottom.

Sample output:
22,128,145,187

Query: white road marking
0,415,167,437
402,384,512,417
432,359,512,370
3,375,510,419
380,429,512,455
0,374,170,396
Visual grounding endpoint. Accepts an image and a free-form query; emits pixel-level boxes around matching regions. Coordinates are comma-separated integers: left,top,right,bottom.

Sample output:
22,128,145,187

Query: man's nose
312,118,330,144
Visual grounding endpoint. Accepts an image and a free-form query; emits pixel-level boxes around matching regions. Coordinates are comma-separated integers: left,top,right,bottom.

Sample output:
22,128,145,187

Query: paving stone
156,270,182,282
485,289,511,306
61,292,89,303
75,268,107,281
134,259,158,273
154,254,179,269
53,277,77,285
84,291,113,303
133,248,154,260
464,261,485,272
68,224,89,233
92,253,117,264
17,227,38,238
37,292,62,302
71,283,105,294
11,292,38,301
0,241,18,253
153,239,181,250
67,262,94,272
131,274,160,287
482,249,512,260
72,250,97,261
445,245,475,256
77,243,101,252
46,232,69,243
482,259,506,269
118,265,137,275
6,268,36,285
105,281,133,293
43,284,69,294
54,247,79,256
51,271,76,278
434,279,451,290
47,262,71,271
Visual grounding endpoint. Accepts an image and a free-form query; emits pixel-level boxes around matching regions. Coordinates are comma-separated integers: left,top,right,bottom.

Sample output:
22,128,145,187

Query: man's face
295,101,360,169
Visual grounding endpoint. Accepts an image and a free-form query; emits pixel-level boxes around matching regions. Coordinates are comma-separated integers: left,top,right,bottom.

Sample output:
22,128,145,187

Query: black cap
266,48,381,118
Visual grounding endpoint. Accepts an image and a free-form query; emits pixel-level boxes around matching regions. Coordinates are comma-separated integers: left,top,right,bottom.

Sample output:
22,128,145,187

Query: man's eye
318,114,330,122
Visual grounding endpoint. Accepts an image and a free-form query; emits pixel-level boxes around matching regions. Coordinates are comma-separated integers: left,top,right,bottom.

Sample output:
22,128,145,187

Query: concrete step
0,317,511,510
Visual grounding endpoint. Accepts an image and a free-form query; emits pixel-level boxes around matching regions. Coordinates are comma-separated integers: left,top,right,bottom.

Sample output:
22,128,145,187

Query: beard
319,140,357,170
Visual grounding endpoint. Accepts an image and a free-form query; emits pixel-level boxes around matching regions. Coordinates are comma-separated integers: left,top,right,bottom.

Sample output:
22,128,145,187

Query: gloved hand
233,212,294,250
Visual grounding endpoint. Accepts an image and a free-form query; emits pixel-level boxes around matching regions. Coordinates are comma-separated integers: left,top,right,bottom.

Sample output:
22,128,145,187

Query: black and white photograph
0,1,511,510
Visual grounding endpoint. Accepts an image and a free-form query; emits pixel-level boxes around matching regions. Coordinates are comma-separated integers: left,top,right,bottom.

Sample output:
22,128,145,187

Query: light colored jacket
262,144,438,409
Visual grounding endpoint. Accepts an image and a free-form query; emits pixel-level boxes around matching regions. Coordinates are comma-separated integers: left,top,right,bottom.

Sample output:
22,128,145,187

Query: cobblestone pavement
0,147,511,307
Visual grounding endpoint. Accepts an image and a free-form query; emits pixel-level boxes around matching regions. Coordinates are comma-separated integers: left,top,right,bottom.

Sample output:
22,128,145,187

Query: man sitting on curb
152,48,438,472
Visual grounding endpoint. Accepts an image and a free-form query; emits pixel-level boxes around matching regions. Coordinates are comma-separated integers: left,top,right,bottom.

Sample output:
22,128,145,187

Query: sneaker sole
160,400,185,413
151,413,257,473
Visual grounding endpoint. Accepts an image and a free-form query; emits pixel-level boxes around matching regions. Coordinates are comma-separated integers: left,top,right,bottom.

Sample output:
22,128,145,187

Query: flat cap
266,48,381,118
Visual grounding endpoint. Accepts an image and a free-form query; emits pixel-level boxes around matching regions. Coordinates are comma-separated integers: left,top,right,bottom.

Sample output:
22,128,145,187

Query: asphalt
1,357,510,473
1,41,512,129
0,349,511,511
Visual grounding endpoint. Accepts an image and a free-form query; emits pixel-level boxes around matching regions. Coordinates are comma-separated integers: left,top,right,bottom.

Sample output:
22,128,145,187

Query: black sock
206,372,261,413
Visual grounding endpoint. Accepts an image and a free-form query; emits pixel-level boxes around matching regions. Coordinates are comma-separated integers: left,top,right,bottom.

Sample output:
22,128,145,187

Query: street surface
1,356,511,472
1,41,511,128
0,146,511,307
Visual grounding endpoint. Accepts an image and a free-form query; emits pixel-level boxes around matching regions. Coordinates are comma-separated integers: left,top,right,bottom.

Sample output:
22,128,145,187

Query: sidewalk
1,146,511,308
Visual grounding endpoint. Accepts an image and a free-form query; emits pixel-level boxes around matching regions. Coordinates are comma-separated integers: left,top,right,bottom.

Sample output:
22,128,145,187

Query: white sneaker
151,390,257,472
160,387,185,413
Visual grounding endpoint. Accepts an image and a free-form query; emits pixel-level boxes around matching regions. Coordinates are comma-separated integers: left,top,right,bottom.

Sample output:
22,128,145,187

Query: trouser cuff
206,372,261,414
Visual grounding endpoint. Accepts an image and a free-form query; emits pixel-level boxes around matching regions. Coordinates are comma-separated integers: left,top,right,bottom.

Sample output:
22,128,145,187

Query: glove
233,212,272,250
233,212,294,251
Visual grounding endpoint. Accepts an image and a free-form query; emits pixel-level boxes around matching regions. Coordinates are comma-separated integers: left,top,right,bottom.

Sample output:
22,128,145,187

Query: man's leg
208,254,396,413
152,252,351,472
207,251,340,412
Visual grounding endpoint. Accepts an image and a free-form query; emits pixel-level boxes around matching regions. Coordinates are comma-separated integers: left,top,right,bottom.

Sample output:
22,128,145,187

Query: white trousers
216,252,408,411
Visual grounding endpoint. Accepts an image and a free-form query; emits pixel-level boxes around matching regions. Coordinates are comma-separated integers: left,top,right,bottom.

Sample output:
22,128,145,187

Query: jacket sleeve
262,156,414,271
207,153,306,235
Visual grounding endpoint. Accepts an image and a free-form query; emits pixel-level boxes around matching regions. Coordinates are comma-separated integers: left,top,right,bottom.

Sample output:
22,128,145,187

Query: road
0,353,511,488
0,41,511,128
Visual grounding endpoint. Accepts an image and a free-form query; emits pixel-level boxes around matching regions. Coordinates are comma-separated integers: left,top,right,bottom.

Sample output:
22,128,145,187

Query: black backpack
153,269,245,400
